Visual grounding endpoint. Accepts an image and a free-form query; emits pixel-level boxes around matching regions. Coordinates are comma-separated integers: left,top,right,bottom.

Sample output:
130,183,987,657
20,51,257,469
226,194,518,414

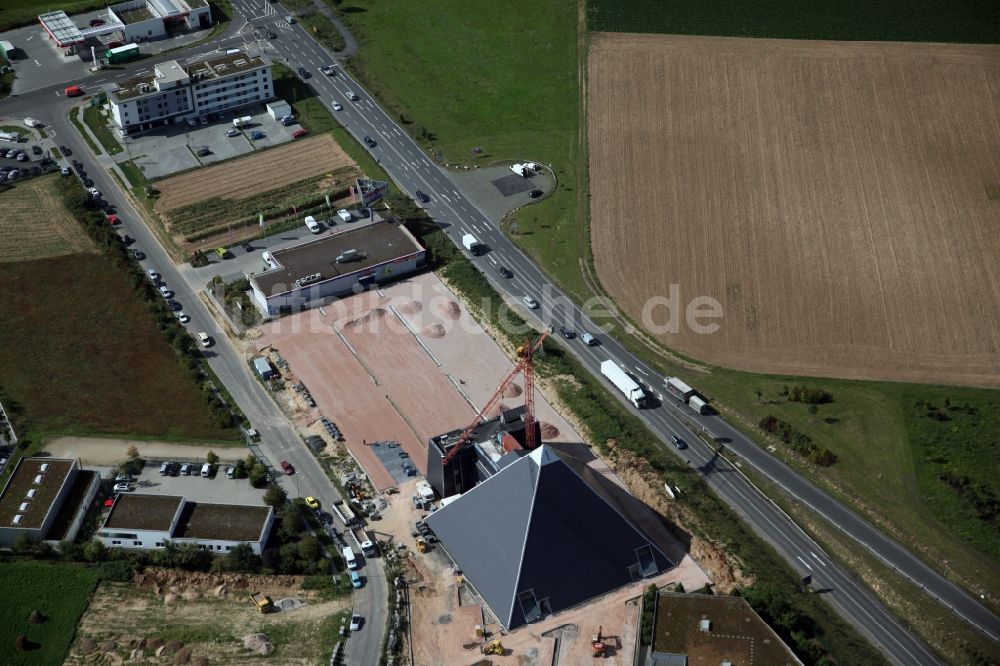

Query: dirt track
588,33,1000,386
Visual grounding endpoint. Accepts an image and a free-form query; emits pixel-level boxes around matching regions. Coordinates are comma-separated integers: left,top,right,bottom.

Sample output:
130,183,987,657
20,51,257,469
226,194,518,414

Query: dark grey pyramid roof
425,446,673,629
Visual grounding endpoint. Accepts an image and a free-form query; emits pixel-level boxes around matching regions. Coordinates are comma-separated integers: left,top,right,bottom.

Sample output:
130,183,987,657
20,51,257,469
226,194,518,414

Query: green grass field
0,252,236,441
0,562,100,665
82,106,122,155
331,0,587,297
695,369,1000,597
586,0,1000,43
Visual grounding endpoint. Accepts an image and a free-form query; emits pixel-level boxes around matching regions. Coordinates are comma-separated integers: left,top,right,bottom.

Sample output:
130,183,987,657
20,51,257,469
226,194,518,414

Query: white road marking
811,552,826,566
34,60,41,66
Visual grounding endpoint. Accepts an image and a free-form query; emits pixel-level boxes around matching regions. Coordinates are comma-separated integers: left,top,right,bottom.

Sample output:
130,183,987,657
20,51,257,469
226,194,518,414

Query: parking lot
125,461,267,506
129,104,303,180
0,127,60,182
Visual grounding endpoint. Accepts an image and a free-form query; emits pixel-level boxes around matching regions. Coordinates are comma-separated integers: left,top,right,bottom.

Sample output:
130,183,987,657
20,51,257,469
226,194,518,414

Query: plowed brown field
588,33,1000,387
153,134,355,212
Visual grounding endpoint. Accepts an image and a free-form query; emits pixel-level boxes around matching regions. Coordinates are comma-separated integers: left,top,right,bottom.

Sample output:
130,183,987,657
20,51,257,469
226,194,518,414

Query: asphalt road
4,3,998,663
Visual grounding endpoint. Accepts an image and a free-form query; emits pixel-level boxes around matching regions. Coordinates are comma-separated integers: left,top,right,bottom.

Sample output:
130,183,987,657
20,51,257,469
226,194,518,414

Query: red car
104,498,115,507
106,214,119,225
291,128,308,139
280,460,295,475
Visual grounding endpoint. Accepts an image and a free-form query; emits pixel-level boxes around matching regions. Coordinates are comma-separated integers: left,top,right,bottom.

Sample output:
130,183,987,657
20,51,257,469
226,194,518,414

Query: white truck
664,376,695,401
510,163,528,177
600,360,647,409
23,118,40,128
462,233,486,256
233,116,253,128
689,395,710,414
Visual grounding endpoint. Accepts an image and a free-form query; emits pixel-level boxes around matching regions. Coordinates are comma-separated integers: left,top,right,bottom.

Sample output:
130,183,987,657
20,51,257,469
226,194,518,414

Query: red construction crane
441,331,549,466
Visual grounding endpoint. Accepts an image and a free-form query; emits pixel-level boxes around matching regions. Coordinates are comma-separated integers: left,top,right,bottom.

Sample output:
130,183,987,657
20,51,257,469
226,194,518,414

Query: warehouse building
100,494,273,554
0,457,100,547
108,49,273,134
425,446,673,630
39,1,211,52
250,220,427,317
647,593,801,666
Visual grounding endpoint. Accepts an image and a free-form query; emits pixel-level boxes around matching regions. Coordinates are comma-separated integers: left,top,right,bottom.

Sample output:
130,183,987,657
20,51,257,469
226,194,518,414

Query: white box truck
462,233,486,256
341,545,357,570
510,163,528,177
600,360,647,408
689,395,710,414
233,116,253,128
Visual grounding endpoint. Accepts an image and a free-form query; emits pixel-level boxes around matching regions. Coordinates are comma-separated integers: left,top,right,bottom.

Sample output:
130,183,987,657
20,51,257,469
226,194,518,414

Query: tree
218,543,262,573
278,504,304,541
263,483,287,509
83,540,108,562
298,536,322,563
754,387,763,403
126,445,139,460
206,450,219,466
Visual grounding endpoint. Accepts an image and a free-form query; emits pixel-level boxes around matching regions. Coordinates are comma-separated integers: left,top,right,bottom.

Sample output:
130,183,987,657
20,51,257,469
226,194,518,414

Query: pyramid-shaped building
425,445,673,629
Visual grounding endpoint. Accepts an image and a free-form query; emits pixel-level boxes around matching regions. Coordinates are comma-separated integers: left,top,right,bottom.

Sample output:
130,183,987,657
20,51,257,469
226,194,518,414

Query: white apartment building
108,49,273,135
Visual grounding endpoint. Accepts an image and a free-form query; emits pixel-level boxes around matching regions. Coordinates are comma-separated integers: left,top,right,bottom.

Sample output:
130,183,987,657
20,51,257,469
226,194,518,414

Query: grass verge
300,11,346,53
272,63,338,134
68,107,102,156
82,105,123,155
0,561,100,666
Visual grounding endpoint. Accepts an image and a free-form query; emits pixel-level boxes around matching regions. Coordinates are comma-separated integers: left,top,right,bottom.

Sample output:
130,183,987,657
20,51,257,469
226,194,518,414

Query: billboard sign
356,178,389,207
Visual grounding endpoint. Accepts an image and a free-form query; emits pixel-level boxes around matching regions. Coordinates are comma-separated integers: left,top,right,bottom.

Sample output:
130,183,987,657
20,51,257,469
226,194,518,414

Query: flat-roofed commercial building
250,220,427,317
0,457,100,547
100,494,274,554
38,0,211,53
108,49,272,134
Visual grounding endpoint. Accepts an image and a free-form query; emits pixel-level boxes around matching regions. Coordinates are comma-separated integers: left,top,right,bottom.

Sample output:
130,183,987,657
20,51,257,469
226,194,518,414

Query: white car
346,90,359,101
198,332,211,348
332,102,343,112
147,269,161,282
522,296,539,310
88,187,102,198
60,166,71,176
159,285,173,299
176,312,190,324
349,614,362,631
113,483,132,492
320,65,334,75
225,128,241,137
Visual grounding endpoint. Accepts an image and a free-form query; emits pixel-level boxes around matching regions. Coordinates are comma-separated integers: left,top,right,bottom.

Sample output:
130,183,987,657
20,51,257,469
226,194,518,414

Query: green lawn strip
281,0,313,10
50,147,62,158
272,63,338,134
329,0,587,299
82,105,122,155
117,159,146,189
402,217,884,665
586,0,1000,43
0,561,101,666
68,108,102,156
755,470,998,664
300,11,345,53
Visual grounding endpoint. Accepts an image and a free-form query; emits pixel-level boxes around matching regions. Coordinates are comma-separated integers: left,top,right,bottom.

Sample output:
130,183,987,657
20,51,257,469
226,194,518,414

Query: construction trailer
689,395,710,414
664,376,696,401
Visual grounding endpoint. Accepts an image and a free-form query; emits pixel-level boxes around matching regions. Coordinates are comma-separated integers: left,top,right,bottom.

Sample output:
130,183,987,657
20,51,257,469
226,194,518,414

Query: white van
200,463,211,477
225,466,235,479
336,209,352,223
304,215,320,233
341,546,357,570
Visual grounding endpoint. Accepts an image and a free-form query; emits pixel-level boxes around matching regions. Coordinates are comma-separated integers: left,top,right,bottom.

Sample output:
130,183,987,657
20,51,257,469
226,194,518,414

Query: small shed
253,357,274,380
266,100,292,120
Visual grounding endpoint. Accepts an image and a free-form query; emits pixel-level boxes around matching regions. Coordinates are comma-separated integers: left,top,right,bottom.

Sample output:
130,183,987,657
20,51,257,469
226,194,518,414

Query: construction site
251,272,712,663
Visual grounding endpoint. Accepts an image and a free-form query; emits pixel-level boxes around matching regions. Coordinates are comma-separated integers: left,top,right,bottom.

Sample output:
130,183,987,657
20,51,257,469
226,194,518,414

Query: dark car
83,178,94,187
558,325,576,340
280,460,295,475
670,435,687,450
62,146,72,156
364,136,377,148
297,66,311,79
197,147,211,157
121,234,135,245
132,249,146,260
72,159,81,168
528,189,543,198
167,299,182,312
498,266,514,279
242,242,254,253
266,31,277,39
415,190,429,203
31,145,42,155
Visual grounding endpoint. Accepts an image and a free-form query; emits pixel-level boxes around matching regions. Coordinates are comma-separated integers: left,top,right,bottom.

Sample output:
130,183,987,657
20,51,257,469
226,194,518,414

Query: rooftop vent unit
33,474,43,484
215,64,228,71
294,273,322,287
699,618,712,633
40,463,49,472
234,58,247,66
26,489,37,499
19,502,29,511
335,249,361,264
12,514,23,525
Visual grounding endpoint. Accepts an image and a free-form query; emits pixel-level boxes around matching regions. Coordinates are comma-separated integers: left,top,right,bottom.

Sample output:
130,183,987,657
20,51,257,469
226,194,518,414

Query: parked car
250,131,266,140
176,312,190,324
121,234,135,245
197,147,211,157
522,295,539,310
498,266,514,279
88,187,101,198
285,15,295,24
159,286,174,299
132,249,146,260
106,214,119,225
61,145,72,156
113,483,132,492
242,242,254,252
83,178,94,187
280,460,295,475
304,496,320,510
198,332,211,348
31,145,42,155
15,153,28,162
147,269,161,282
349,614,362,631
225,128,241,137
350,571,362,588
415,190,429,203
363,135,377,148
60,166,70,176
266,31,277,39
104,498,115,507
528,189,543,199
332,102,343,112
115,474,131,482
167,300,182,312
291,129,308,139
179,463,192,475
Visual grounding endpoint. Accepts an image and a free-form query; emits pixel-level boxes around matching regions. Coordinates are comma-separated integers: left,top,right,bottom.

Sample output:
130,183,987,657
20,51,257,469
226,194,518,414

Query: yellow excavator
483,639,504,655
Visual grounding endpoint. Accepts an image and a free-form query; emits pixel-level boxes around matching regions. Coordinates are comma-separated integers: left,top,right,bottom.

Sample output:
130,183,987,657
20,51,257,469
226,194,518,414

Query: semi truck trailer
689,395,710,414
600,360,647,408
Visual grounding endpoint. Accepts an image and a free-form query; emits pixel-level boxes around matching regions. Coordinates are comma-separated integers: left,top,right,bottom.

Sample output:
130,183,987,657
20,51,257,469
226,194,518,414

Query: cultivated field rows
588,33,1000,386
153,135,357,212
